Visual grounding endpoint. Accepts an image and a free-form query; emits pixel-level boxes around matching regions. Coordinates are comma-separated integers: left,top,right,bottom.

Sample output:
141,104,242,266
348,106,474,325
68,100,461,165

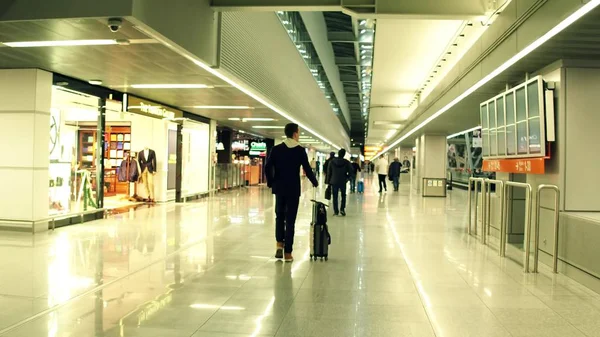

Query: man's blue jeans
392,175,400,191
349,177,357,192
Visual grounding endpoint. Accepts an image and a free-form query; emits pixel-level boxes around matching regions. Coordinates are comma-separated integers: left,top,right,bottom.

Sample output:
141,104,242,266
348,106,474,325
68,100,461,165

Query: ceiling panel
0,17,337,150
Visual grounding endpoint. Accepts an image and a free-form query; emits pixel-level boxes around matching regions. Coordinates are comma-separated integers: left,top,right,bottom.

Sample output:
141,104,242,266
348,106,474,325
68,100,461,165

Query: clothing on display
118,154,140,183
138,148,157,202
139,148,157,173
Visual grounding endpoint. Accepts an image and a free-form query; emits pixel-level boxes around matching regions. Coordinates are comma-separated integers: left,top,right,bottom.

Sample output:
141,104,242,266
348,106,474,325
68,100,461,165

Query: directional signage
482,158,545,174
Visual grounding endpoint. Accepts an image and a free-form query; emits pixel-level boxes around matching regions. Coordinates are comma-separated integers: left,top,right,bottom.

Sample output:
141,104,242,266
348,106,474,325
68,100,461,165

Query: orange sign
483,158,545,174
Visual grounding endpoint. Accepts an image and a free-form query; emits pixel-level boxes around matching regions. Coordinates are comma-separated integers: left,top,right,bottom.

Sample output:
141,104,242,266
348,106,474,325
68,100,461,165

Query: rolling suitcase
357,180,364,194
310,198,330,261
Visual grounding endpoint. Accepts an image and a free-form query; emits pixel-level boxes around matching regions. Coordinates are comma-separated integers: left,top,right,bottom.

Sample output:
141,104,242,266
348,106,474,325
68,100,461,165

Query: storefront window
49,87,101,216
181,120,210,198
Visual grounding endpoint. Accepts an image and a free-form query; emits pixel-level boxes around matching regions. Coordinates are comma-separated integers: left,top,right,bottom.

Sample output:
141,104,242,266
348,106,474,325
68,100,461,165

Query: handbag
325,185,332,200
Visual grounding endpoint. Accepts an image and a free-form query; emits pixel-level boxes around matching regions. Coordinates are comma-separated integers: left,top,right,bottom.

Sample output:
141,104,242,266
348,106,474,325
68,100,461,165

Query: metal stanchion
533,185,561,273
503,182,533,272
484,179,504,253
468,177,485,236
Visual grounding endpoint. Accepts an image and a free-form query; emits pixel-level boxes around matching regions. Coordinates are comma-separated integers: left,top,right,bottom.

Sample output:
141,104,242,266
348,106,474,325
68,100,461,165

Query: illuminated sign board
250,142,267,151
232,140,249,151
126,95,183,120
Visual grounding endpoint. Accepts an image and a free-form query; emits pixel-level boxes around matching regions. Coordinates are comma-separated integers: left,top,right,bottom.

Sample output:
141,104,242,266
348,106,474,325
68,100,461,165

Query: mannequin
138,147,157,202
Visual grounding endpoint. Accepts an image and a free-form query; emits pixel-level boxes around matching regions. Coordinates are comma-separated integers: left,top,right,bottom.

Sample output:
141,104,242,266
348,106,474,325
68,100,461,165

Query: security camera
107,18,123,33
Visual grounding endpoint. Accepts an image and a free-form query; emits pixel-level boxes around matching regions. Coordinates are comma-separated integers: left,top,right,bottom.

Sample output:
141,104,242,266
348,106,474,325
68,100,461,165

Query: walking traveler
350,158,361,193
376,157,389,193
388,158,402,192
316,160,321,178
323,152,335,181
265,123,318,262
402,156,411,172
327,149,352,216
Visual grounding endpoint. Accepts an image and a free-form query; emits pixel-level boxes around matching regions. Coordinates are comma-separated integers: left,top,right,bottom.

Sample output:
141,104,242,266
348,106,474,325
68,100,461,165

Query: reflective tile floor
1,177,600,336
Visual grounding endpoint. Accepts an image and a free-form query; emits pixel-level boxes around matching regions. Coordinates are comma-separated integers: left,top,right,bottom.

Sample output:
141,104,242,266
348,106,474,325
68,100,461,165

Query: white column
0,69,52,231
420,134,447,179
208,119,217,192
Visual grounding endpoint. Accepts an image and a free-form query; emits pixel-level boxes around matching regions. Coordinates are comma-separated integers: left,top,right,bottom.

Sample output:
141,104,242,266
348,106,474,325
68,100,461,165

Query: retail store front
49,86,103,218
49,87,211,226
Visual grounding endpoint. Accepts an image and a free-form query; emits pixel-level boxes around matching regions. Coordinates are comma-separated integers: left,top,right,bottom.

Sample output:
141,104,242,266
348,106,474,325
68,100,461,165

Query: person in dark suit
265,123,318,262
138,147,157,202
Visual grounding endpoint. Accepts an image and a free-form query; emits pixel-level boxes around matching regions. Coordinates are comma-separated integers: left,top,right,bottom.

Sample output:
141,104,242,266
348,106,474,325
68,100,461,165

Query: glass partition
480,76,546,159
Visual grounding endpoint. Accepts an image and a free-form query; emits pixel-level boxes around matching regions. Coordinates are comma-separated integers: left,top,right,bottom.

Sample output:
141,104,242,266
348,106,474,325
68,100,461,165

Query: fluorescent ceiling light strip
192,105,253,109
252,126,284,129
186,61,340,150
447,126,481,139
3,39,118,47
131,84,213,89
373,0,600,160
131,24,342,150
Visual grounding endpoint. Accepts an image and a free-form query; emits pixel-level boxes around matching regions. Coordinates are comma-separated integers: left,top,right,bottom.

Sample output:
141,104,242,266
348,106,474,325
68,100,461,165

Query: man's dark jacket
389,161,402,178
265,139,318,197
327,157,352,186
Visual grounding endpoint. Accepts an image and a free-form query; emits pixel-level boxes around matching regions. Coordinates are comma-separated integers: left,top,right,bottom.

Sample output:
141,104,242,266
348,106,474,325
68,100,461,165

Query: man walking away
265,123,318,262
327,149,352,216
350,158,362,193
377,156,389,193
389,158,402,192
316,160,321,178
323,152,335,181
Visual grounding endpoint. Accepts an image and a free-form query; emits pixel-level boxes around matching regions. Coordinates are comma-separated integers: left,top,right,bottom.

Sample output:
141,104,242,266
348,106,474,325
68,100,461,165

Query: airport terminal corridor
0,178,598,337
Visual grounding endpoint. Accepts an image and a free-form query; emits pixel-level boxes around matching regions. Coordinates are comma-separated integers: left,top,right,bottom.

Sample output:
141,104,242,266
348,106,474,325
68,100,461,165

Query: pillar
414,134,447,193
217,128,232,164
0,69,52,232
208,119,217,192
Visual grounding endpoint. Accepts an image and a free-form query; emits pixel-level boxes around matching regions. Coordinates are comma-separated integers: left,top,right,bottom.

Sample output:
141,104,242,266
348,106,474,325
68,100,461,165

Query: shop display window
527,81,542,153
49,87,101,216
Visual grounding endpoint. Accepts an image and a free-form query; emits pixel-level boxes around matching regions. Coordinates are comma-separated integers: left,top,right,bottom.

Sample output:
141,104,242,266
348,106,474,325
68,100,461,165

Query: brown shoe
275,242,284,259
284,253,294,262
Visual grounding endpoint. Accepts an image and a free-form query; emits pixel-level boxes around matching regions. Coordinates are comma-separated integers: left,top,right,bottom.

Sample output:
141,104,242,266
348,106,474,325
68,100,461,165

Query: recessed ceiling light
191,105,253,109
88,80,103,85
252,126,284,129
3,39,118,47
131,84,214,89
243,118,275,122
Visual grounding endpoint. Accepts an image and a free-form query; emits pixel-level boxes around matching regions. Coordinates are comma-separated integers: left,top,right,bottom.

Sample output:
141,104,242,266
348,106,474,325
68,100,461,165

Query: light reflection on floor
0,181,598,337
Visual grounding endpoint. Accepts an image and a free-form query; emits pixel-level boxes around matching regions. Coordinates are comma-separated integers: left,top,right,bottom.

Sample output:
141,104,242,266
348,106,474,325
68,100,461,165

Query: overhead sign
232,140,249,151
250,141,267,151
483,158,545,174
126,95,183,120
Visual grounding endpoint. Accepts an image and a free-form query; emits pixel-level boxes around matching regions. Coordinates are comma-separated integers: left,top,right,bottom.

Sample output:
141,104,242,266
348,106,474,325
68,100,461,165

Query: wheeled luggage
357,180,364,193
309,199,330,261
